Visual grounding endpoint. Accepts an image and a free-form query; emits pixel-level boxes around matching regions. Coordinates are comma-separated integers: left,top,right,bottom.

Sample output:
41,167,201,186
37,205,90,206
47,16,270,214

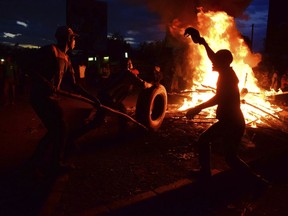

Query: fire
172,9,283,128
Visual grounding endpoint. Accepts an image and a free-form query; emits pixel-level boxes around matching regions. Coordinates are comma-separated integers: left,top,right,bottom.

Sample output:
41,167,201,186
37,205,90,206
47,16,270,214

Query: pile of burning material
265,90,288,107
166,87,288,133
165,9,288,133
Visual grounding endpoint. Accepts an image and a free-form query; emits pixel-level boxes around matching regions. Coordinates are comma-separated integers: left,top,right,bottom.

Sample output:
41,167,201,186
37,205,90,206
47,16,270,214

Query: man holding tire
93,57,153,132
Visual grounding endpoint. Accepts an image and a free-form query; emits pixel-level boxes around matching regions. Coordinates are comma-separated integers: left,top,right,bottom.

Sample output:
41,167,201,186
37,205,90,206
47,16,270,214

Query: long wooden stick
241,99,283,122
57,90,148,130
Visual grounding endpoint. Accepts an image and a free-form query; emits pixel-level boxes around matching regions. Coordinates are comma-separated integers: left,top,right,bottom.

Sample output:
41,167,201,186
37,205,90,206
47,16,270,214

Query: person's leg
27,97,54,169
222,122,250,173
223,133,270,200
223,123,270,189
198,135,211,175
196,122,221,176
30,96,69,171
225,147,252,174
43,98,72,170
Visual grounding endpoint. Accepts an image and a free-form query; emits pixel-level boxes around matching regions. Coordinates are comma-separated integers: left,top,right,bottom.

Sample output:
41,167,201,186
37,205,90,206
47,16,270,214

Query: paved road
1,94,288,216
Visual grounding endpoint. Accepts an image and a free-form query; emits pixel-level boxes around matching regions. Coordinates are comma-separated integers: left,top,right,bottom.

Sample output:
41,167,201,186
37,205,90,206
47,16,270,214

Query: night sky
0,0,269,52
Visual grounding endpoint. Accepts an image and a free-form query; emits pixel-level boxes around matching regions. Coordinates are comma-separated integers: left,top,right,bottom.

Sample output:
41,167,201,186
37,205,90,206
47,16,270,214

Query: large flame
172,9,283,127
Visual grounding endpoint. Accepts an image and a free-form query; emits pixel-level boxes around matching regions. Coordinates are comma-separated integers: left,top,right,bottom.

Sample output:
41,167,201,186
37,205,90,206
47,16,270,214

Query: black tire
136,84,167,131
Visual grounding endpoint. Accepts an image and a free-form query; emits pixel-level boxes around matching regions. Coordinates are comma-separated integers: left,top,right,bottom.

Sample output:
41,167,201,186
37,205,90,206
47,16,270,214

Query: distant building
266,0,288,71
66,0,107,54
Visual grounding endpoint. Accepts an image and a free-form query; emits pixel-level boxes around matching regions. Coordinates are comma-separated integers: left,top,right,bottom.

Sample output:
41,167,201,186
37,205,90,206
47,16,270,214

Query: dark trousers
197,119,250,174
30,95,68,168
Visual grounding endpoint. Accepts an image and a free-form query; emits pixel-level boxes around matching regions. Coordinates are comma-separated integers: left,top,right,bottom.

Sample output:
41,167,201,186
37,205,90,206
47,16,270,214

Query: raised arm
199,38,216,62
184,27,216,62
183,27,218,119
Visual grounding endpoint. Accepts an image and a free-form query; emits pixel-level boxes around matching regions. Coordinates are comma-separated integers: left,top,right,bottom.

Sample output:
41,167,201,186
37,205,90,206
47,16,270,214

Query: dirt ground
1,94,288,216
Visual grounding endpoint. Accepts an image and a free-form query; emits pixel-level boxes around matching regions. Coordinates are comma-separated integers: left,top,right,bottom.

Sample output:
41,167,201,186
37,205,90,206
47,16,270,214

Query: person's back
30,44,60,97
215,66,243,122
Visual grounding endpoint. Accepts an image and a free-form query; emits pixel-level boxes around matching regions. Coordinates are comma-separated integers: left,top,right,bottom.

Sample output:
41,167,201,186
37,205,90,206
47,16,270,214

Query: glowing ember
171,9,283,127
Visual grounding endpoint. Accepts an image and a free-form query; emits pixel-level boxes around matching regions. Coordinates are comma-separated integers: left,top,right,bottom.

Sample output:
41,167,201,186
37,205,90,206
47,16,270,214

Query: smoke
121,0,253,48
122,0,253,26
121,0,255,91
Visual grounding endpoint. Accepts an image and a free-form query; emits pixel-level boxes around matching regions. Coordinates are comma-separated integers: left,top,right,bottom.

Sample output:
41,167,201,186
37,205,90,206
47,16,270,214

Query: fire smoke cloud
122,0,252,26
121,0,253,48
122,0,256,90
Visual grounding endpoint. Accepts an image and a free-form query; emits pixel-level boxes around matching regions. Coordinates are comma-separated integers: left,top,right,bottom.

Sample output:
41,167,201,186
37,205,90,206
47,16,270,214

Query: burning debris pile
164,9,288,132
123,0,288,131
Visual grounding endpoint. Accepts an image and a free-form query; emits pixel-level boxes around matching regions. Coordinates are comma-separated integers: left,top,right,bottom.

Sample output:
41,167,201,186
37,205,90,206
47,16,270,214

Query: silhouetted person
152,64,163,86
91,57,152,132
280,70,288,91
78,59,87,88
270,67,279,91
28,26,99,175
184,27,269,187
3,55,19,105
127,58,139,76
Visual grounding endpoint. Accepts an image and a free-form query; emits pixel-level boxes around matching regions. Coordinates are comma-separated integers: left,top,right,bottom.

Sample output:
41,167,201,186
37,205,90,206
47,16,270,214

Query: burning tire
136,84,167,131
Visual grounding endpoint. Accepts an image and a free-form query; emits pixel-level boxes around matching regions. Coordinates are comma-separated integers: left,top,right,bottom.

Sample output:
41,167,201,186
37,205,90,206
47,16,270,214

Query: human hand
197,37,206,45
184,27,201,44
185,106,202,119
144,82,153,89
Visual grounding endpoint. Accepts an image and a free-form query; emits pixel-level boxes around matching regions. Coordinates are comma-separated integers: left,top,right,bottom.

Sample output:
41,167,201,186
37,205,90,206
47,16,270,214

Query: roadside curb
41,177,194,216
77,178,194,216
75,169,222,216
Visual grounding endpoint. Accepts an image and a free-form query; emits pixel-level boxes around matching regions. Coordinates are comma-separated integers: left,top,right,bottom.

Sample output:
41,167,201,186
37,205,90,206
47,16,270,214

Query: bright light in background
88,57,97,61
3,32,21,38
124,37,136,45
16,20,28,28
18,44,40,49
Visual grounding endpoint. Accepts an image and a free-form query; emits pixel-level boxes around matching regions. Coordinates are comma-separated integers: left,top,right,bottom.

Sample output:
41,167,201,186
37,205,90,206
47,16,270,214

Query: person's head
213,49,233,71
127,58,133,70
154,65,161,73
55,26,78,51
